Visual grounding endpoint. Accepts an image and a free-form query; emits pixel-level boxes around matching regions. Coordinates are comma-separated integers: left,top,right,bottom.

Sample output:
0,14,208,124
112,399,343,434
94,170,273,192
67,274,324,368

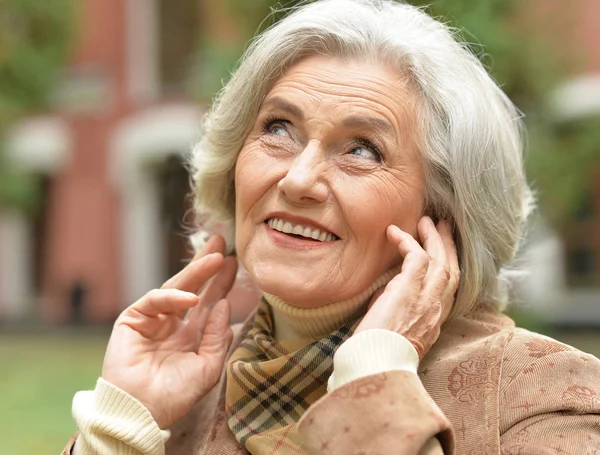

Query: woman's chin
252,275,332,308
243,256,368,307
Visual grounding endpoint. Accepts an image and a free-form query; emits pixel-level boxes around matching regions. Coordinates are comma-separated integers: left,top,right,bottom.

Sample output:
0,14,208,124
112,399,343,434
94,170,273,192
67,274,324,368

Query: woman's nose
277,141,329,204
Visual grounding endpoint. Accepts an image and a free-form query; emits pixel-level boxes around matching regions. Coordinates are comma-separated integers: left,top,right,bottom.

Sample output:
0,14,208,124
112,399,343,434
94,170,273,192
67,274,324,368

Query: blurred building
0,0,598,325
0,0,255,324
519,0,600,325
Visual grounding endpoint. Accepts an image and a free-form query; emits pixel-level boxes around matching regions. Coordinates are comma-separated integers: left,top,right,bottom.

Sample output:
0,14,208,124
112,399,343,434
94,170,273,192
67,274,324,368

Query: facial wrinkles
280,71,416,246
236,57,426,301
261,93,395,173
286,70,416,163
270,68,415,156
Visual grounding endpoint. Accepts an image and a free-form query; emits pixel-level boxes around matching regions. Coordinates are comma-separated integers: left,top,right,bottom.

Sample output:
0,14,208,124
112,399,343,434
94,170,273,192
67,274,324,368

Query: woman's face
235,55,425,307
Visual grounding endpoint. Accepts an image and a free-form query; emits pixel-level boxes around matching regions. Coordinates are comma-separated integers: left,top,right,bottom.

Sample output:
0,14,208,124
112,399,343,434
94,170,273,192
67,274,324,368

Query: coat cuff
328,329,419,392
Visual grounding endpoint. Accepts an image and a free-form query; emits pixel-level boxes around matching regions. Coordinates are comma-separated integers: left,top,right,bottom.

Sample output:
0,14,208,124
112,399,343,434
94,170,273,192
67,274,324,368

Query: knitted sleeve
67,378,170,455
327,328,419,391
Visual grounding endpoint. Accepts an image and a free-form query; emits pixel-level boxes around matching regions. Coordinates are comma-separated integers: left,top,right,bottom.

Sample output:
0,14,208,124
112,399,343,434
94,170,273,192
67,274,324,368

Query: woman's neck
263,265,402,341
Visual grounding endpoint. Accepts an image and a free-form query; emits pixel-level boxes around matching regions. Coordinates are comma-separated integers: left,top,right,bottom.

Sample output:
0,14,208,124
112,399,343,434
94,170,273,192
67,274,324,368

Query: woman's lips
264,223,337,249
265,216,339,242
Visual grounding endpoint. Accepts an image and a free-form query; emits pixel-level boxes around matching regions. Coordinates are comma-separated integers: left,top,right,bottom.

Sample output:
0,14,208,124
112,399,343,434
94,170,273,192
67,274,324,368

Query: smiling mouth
266,217,339,242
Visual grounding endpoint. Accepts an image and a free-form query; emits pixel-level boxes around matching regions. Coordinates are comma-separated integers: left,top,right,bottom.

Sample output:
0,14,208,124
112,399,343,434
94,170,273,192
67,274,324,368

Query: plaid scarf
225,299,360,455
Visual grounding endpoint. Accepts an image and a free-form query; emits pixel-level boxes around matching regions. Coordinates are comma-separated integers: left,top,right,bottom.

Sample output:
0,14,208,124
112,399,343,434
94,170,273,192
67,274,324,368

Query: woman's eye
348,140,382,162
349,147,376,160
264,119,291,138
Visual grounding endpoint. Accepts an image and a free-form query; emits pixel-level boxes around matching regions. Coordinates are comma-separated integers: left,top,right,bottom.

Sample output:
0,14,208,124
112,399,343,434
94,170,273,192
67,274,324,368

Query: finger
190,235,226,262
439,220,460,287
189,299,233,388
199,256,238,307
419,218,452,302
387,225,429,284
358,226,428,332
161,251,225,295
418,216,448,267
186,256,238,328
366,287,385,311
439,220,460,319
163,235,224,289
131,288,199,318
197,298,233,356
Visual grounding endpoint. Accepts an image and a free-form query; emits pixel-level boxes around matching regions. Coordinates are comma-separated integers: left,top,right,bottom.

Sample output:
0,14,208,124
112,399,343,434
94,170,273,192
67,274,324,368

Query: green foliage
407,0,564,102
528,115,600,225
195,44,245,101
401,0,597,227
225,0,301,37
195,0,302,101
0,0,74,209
0,163,43,213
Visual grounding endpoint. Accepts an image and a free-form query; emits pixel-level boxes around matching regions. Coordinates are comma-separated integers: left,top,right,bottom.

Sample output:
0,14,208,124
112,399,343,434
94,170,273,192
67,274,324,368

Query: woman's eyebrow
342,115,394,135
261,96,304,120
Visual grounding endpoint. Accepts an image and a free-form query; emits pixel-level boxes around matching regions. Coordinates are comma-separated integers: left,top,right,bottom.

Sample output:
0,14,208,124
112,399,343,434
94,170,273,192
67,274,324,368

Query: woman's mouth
266,217,339,242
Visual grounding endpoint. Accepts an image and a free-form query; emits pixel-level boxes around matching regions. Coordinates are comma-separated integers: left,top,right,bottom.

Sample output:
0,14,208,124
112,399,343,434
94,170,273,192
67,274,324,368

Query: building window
564,185,599,287
573,192,593,221
158,0,201,95
567,249,596,285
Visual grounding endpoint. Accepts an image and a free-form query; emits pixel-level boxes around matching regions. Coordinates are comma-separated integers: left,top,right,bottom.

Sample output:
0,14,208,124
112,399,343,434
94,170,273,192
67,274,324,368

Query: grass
0,325,598,455
0,331,109,455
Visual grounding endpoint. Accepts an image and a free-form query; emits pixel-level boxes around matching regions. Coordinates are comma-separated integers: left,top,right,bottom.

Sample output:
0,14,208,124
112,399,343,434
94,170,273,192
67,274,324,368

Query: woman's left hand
356,216,460,359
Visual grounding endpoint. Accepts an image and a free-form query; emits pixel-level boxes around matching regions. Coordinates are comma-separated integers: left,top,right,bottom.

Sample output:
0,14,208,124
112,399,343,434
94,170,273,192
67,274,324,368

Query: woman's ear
423,204,440,225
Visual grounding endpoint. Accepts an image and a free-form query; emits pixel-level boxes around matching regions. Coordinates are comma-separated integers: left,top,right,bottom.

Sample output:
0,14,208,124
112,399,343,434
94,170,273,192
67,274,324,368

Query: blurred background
0,0,598,453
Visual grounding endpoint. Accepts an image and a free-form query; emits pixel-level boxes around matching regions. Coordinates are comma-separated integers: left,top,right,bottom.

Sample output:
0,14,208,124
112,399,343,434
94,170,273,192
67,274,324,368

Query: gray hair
190,0,535,318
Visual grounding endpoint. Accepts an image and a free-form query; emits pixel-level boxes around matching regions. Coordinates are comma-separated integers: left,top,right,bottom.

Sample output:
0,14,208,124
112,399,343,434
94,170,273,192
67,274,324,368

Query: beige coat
63,304,600,454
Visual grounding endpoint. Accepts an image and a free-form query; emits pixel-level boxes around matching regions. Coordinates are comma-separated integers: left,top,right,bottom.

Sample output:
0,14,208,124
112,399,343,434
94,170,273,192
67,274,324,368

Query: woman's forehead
261,55,417,142
267,55,411,104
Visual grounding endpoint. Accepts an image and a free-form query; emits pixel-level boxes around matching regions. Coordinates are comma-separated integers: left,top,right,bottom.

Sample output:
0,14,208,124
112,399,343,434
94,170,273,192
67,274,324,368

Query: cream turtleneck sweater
71,273,419,455
265,265,403,341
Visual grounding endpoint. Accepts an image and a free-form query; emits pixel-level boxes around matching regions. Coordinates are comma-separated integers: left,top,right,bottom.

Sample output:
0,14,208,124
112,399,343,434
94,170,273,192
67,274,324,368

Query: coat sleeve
499,331,600,453
297,370,454,454
297,329,454,454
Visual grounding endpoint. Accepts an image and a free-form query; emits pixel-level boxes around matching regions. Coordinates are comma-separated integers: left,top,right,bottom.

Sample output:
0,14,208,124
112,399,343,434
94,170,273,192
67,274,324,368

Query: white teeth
267,217,336,242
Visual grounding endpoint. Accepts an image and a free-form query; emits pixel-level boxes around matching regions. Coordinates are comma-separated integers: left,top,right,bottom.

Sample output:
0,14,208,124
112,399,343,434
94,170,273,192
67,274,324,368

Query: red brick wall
41,0,129,323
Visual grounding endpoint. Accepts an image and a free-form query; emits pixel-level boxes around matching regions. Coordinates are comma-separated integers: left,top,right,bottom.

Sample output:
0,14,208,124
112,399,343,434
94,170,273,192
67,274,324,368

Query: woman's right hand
101,236,237,430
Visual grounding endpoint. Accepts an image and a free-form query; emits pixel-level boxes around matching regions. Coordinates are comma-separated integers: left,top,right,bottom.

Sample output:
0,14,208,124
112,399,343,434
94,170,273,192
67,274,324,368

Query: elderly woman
63,1,600,454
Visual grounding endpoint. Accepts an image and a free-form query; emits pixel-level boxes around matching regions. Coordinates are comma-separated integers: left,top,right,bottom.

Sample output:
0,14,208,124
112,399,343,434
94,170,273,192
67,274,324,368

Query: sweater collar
262,265,402,341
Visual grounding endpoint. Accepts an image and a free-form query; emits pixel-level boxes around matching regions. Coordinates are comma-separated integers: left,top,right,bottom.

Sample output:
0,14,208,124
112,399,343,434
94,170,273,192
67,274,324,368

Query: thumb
188,299,233,394
357,287,386,334
367,287,385,311
198,298,232,354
